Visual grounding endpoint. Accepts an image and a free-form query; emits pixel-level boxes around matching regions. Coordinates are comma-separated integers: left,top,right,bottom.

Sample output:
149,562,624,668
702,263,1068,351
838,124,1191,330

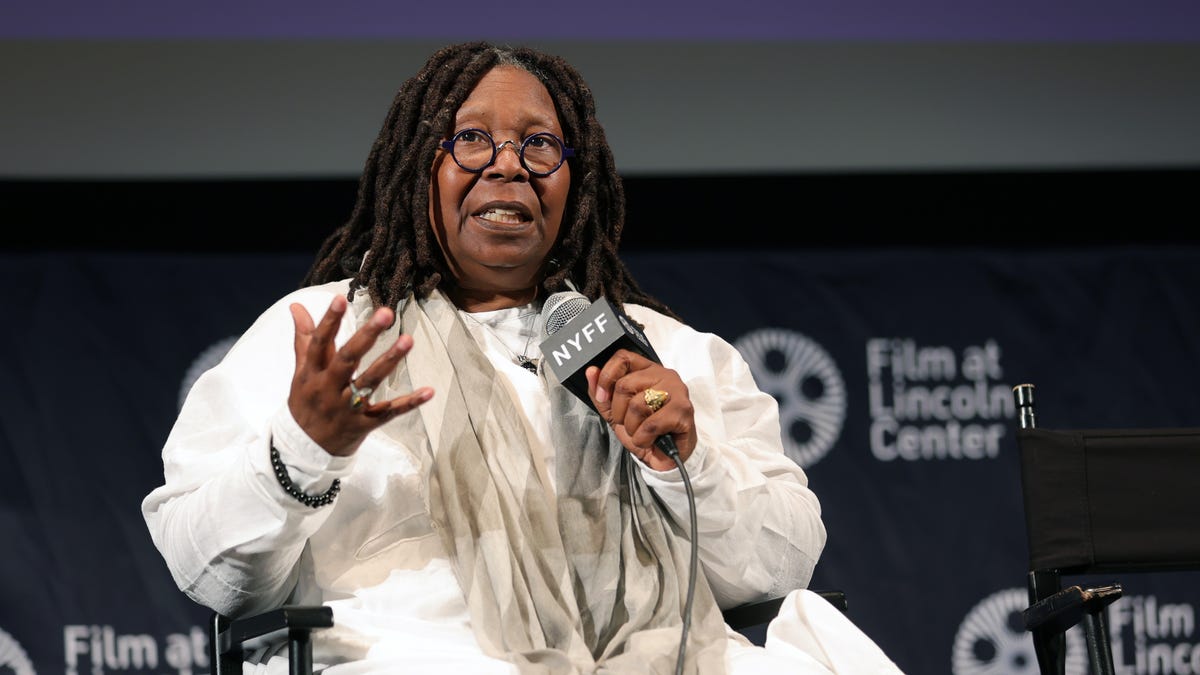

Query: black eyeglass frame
439,128,575,177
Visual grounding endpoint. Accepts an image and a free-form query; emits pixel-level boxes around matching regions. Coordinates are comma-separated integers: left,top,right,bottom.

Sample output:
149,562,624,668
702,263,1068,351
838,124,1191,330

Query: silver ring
348,380,374,411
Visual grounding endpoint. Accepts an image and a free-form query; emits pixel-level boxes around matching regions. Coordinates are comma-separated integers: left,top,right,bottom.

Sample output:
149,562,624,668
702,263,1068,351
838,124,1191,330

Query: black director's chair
1011,383,1200,675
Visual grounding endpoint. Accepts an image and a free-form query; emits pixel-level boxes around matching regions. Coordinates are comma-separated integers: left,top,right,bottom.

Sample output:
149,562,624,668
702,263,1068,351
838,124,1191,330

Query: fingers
621,381,690,450
290,303,316,371
298,295,397,383
330,306,395,381
348,333,414,397
362,386,435,419
594,349,657,429
302,294,348,371
592,349,649,420
287,295,431,457
588,350,696,465
345,312,405,381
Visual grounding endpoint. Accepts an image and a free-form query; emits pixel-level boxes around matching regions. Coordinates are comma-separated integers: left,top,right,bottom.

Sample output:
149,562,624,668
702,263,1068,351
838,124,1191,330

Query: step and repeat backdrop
2,246,1200,675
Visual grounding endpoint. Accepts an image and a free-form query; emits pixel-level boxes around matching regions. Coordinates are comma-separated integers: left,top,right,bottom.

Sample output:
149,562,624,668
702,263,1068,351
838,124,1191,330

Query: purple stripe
5,0,1200,41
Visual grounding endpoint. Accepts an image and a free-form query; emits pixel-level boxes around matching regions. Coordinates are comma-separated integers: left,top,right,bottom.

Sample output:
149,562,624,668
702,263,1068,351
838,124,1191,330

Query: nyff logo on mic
539,296,659,412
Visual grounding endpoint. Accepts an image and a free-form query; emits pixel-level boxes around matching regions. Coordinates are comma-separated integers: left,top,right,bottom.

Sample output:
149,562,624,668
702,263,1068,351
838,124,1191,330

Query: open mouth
474,203,533,225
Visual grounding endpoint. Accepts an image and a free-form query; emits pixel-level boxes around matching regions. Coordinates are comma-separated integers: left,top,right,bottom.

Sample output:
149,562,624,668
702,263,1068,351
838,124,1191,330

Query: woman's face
429,65,571,307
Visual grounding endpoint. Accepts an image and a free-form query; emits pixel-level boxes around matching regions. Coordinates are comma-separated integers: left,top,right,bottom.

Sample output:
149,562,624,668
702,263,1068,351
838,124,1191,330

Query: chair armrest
815,590,849,614
211,606,333,675
1023,584,1122,635
721,589,848,631
722,596,786,630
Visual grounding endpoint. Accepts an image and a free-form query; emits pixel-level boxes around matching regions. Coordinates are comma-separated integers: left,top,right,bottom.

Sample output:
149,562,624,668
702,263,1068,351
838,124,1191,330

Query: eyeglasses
440,128,575,177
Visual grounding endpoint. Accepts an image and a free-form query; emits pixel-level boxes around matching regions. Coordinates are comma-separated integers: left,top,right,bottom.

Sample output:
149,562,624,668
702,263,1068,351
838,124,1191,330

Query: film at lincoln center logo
734,329,846,468
0,626,36,675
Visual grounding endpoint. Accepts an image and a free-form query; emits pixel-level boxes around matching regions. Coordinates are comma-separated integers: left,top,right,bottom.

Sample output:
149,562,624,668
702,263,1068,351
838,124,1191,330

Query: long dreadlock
302,41,678,320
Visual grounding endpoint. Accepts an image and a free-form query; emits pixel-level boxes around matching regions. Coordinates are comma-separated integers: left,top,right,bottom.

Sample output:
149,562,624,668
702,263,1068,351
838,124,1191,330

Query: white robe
141,279,900,674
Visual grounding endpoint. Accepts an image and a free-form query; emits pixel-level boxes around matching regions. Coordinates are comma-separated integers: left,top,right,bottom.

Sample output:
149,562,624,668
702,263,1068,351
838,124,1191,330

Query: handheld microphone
538,291,696,675
538,292,677,457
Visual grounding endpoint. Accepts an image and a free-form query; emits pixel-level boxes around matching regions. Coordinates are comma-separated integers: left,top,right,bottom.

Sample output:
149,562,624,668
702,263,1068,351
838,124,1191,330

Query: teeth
479,208,526,224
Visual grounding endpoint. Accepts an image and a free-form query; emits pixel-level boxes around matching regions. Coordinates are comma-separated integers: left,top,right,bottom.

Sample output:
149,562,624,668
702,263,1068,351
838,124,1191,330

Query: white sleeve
630,310,827,609
140,283,357,618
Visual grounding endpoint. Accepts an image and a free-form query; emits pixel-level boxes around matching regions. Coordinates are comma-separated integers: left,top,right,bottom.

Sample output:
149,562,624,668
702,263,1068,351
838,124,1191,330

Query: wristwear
270,444,341,508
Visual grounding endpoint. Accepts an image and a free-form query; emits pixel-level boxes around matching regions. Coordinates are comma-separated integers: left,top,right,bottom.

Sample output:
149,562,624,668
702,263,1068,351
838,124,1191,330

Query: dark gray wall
3,40,1200,178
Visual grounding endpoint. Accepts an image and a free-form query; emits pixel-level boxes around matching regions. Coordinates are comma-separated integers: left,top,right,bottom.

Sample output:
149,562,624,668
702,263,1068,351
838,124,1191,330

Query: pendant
516,357,539,374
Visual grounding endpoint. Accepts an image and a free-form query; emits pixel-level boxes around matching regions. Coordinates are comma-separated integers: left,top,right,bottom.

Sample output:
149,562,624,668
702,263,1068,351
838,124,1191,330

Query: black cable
656,436,698,675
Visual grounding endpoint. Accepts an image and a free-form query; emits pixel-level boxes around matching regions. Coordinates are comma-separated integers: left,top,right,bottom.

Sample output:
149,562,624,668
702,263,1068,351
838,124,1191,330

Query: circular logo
178,336,239,411
734,329,846,468
0,627,36,675
952,588,1087,675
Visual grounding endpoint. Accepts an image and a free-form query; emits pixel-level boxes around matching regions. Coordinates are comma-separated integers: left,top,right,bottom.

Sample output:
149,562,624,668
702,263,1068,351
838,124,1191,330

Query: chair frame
1012,383,1200,675
208,591,848,674
210,606,333,675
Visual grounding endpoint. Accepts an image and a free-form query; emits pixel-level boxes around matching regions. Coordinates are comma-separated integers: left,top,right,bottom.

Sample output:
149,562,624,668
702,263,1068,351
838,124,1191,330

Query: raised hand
288,295,433,457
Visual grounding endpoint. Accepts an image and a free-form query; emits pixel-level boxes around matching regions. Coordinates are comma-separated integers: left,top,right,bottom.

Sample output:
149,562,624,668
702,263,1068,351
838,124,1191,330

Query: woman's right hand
287,295,434,457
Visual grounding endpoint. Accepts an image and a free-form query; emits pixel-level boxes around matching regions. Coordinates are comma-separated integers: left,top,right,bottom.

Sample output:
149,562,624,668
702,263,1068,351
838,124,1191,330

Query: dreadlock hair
301,41,679,320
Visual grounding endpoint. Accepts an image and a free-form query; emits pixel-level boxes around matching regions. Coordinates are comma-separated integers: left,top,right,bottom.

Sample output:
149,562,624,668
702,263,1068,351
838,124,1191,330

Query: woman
143,42,893,674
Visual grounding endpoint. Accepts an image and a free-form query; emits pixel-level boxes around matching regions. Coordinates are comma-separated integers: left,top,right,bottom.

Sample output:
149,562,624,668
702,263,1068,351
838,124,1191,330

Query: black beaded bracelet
269,444,341,508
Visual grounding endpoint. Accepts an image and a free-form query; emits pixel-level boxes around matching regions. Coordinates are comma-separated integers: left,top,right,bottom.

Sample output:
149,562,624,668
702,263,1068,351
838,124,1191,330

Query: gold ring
644,388,669,412
348,380,374,411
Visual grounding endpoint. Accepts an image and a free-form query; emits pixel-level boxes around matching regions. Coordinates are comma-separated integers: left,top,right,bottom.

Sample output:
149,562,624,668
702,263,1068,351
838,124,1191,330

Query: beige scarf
362,289,728,674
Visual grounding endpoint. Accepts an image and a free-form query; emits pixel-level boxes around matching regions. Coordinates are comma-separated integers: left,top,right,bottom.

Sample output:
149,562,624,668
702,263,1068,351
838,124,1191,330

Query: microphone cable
657,436,698,675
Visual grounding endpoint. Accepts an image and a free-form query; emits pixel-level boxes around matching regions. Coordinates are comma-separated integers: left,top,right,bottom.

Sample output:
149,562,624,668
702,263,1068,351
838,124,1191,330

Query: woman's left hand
585,349,695,470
